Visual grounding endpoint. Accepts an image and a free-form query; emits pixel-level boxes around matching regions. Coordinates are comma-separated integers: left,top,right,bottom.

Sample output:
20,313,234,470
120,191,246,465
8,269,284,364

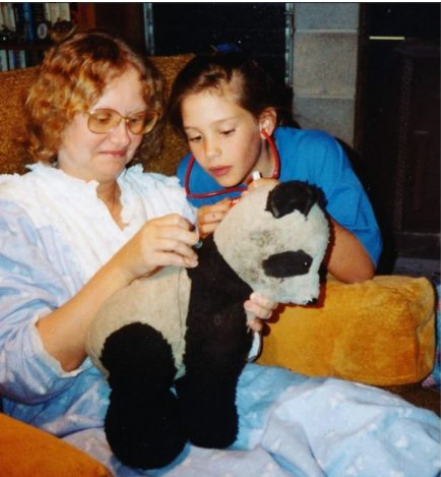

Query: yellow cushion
148,54,193,176
0,413,111,476
0,67,38,175
258,275,436,385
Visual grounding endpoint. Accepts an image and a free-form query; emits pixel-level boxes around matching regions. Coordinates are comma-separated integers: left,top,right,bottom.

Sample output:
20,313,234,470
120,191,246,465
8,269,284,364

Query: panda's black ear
266,181,319,219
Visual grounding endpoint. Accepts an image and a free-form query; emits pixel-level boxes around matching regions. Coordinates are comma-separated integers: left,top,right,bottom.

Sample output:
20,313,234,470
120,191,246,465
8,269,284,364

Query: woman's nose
110,120,132,145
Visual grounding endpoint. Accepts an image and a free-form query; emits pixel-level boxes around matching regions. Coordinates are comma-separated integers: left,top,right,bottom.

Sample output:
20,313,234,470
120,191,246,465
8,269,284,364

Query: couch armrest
258,275,436,386
0,413,111,476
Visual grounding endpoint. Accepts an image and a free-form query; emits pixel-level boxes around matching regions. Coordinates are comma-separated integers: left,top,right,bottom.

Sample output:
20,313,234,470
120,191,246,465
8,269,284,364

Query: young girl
168,53,382,283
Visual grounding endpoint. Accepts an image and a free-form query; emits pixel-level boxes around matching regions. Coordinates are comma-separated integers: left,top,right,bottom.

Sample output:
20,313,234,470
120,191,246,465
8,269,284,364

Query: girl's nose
204,138,221,160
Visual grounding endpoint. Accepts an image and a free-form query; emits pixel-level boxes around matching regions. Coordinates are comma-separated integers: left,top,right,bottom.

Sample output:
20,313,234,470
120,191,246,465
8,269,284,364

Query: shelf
0,42,51,51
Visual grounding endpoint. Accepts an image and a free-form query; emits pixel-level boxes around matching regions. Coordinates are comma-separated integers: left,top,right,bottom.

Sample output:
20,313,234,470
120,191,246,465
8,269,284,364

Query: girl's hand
113,214,199,283
196,179,279,237
196,198,234,238
244,292,278,332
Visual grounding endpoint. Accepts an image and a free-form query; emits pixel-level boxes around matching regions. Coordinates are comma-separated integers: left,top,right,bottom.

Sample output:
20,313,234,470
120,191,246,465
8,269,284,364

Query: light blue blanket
60,364,440,477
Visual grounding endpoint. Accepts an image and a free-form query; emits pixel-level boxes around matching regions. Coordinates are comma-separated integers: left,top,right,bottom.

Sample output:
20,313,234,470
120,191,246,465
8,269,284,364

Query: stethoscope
184,130,281,199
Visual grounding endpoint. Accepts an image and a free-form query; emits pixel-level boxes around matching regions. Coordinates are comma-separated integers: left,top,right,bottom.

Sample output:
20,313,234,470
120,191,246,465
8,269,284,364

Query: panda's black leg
175,366,243,449
100,323,187,469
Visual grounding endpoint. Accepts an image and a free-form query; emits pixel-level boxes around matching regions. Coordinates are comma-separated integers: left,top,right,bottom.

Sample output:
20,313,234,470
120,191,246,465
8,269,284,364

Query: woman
0,30,272,471
0,31,439,476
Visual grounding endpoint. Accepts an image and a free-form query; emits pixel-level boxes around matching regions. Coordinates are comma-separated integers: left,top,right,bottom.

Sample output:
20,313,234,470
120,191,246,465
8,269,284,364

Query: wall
291,3,359,147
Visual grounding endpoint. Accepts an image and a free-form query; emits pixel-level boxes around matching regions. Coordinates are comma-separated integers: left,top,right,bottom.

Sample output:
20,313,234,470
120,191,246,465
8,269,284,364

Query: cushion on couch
0,413,111,476
0,66,38,175
258,275,436,386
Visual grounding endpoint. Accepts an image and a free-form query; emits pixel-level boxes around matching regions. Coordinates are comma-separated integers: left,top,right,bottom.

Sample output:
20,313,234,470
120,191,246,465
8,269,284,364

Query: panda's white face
213,181,329,305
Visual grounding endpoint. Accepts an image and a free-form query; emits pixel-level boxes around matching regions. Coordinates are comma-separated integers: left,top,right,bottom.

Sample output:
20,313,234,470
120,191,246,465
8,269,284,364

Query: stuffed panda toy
86,180,329,470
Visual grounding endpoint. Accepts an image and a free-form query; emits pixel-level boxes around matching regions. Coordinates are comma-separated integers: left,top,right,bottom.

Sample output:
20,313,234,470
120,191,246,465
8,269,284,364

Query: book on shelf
0,47,44,70
0,49,8,71
46,3,71,25
0,3,75,45
0,3,16,32
3,3,16,30
6,49,14,69
0,3,84,69
32,3,49,41
13,2,35,42
7,49,26,70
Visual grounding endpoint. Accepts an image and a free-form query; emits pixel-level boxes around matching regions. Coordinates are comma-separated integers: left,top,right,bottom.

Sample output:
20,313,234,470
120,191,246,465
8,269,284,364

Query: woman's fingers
149,250,198,269
147,216,200,265
153,235,198,264
155,223,200,248
118,214,200,279
152,213,194,233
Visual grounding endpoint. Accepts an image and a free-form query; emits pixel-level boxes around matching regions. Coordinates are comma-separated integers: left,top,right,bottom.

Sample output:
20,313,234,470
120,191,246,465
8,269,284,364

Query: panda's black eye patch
262,250,313,277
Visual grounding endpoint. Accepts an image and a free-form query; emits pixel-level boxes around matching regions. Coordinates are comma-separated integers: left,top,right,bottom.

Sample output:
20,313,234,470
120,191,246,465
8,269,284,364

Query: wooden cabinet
358,41,440,270
393,45,439,236
77,3,145,52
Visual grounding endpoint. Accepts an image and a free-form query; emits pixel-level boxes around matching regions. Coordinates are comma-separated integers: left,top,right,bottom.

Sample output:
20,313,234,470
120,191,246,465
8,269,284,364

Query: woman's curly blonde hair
21,30,165,167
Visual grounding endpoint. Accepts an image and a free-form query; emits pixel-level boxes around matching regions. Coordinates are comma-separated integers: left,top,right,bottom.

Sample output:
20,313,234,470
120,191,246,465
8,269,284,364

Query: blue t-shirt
177,127,382,266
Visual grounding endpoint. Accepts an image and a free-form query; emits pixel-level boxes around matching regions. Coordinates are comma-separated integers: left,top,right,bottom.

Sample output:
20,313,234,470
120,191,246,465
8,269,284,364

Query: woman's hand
196,198,234,238
244,292,278,332
37,214,199,372
113,214,199,283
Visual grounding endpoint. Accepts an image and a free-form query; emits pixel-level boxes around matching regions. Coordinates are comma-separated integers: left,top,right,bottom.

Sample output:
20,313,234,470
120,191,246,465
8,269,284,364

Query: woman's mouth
209,166,231,178
102,150,127,158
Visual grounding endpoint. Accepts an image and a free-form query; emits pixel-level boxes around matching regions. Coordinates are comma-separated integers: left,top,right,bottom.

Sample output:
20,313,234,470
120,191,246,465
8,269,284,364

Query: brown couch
0,54,438,475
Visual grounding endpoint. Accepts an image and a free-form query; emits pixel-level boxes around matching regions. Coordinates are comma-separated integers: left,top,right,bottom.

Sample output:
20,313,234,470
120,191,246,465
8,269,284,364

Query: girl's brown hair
168,52,289,134
21,30,164,165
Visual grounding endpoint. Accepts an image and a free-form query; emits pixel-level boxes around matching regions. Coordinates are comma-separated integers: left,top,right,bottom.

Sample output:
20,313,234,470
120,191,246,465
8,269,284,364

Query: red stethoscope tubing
184,130,281,199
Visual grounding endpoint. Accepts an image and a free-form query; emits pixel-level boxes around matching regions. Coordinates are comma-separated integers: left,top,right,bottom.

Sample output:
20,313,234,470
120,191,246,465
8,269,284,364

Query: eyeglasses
86,109,159,135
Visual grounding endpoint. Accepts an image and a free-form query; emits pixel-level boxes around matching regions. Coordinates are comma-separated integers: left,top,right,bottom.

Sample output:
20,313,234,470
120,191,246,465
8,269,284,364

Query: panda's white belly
86,266,191,378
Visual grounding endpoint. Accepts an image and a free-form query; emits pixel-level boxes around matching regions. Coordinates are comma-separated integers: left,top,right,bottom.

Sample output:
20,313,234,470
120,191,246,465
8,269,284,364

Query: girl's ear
259,108,277,138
